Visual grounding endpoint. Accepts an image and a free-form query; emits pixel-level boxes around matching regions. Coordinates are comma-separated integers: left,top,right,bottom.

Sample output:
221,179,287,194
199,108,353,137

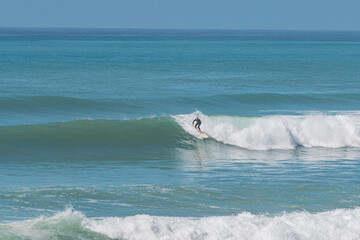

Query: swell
1,92,359,115
201,92,360,111
0,96,140,114
213,92,360,104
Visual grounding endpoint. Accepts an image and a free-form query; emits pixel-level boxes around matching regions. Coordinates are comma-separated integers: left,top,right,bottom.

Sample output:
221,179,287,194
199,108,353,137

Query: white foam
1,207,86,239
84,208,360,240
174,111,360,150
3,207,360,240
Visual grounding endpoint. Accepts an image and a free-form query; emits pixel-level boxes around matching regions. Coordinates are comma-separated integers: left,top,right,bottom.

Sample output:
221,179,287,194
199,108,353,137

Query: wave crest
2,112,360,152
175,111,360,150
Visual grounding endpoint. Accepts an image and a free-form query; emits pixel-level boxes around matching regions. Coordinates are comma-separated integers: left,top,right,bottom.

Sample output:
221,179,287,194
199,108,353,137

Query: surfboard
198,129,209,138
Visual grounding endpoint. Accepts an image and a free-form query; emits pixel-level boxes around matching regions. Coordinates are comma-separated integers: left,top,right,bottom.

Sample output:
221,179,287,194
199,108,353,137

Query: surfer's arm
192,119,196,125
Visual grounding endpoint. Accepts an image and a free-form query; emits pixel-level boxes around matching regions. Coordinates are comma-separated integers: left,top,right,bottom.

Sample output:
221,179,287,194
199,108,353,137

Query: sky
0,0,359,30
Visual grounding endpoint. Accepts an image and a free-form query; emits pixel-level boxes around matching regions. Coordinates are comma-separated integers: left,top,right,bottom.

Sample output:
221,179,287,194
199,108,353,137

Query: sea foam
174,111,360,150
1,207,360,240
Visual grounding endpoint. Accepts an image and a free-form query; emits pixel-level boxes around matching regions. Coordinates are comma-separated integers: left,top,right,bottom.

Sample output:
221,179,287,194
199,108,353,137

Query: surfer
192,117,202,131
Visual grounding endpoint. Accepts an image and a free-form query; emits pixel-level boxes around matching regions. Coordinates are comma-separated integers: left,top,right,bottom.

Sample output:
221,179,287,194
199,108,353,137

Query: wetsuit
192,118,201,131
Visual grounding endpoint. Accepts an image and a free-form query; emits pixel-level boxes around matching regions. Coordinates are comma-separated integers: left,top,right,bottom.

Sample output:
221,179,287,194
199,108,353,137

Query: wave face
1,207,360,240
175,111,360,150
0,117,187,151
2,111,360,153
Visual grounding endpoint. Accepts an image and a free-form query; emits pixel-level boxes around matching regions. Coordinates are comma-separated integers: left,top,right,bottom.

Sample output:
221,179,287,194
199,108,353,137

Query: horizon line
1,26,360,32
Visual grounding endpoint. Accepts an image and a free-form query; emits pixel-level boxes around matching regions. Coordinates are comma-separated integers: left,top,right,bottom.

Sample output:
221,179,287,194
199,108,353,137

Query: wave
1,92,359,115
0,117,187,151
1,93,359,127
207,92,360,105
1,207,360,240
175,111,360,150
0,96,140,114
2,111,360,152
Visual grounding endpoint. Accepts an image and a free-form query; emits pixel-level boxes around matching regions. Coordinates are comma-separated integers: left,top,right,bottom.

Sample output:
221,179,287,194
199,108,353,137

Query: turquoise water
1,29,360,239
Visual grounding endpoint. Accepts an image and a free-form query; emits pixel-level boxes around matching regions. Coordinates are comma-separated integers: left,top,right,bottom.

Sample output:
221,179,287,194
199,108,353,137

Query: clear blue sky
1,0,359,30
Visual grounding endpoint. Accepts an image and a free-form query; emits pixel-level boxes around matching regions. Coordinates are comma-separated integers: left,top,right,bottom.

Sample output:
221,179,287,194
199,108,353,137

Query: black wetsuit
192,118,201,131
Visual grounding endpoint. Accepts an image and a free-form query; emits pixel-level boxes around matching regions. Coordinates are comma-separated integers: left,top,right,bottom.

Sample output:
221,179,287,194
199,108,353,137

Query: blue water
1,28,360,239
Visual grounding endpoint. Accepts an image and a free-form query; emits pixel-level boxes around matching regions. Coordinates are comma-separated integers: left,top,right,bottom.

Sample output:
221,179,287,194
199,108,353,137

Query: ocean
1,28,360,239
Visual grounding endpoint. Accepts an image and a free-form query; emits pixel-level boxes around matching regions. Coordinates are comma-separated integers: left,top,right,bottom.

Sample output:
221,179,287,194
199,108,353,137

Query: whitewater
175,111,360,150
2,207,360,240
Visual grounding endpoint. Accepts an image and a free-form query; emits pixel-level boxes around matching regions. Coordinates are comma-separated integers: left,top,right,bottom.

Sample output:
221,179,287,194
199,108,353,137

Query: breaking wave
175,111,360,150
1,207,360,240
1,111,360,151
